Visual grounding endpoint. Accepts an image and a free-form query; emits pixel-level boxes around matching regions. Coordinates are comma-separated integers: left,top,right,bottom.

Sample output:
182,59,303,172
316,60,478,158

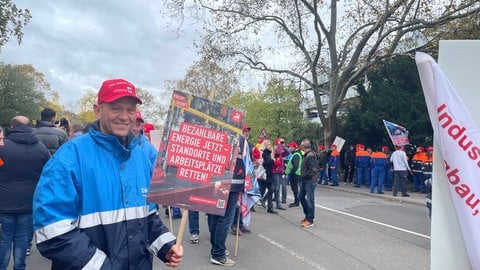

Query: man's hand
165,244,183,268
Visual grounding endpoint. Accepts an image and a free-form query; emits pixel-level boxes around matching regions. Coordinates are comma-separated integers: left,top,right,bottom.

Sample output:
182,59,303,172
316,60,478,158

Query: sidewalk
317,182,427,206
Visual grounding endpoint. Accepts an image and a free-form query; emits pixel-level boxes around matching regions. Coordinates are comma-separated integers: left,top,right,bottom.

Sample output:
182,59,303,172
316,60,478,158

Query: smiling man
33,79,183,269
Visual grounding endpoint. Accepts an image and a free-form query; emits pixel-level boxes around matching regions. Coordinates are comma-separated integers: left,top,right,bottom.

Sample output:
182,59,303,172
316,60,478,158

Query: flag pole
234,192,242,257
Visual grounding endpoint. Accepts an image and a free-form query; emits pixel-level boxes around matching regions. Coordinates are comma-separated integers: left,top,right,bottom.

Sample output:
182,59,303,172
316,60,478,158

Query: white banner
416,52,480,269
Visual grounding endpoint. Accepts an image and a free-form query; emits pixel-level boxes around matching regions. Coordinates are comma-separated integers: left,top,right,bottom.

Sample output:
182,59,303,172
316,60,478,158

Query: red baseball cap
287,141,298,148
136,110,144,123
242,124,251,132
97,78,142,104
275,138,285,145
142,123,155,134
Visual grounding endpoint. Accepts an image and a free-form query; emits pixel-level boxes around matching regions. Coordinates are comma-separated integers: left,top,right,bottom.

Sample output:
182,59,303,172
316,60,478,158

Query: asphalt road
19,185,430,269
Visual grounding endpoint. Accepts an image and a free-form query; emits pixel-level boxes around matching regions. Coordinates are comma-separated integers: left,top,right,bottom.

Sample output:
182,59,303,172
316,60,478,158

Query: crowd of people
317,143,434,198
0,77,434,269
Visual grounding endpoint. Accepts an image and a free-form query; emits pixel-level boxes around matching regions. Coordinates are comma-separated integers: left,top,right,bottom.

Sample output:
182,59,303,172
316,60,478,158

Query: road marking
258,234,326,270
316,203,431,239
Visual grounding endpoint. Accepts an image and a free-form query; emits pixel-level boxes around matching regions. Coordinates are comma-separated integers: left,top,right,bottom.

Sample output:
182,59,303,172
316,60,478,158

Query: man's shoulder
305,150,317,158
34,126,66,135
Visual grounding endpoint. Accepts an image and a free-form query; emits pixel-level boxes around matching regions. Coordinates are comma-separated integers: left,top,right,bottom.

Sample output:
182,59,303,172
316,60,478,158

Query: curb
318,185,426,207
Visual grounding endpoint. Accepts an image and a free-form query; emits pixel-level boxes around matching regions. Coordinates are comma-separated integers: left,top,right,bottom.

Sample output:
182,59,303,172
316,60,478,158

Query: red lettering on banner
445,162,480,216
173,93,186,102
167,122,232,184
438,103,480,168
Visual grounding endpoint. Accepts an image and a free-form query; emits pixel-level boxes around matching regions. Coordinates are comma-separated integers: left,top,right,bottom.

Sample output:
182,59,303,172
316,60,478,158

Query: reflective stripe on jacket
33,123,175,270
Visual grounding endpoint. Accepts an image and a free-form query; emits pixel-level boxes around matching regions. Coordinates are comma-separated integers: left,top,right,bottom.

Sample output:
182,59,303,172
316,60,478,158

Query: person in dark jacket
299,139,318,228
285,141,302,208
343,145,356,184
260,139,276,214
317,144,328,185
0,116,50,270
33,108,68,154
208,124,251,267
32,79,183,269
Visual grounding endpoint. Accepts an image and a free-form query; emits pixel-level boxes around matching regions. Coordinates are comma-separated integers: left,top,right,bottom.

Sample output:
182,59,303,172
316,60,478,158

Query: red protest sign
148,90,244,216
167,122,232,184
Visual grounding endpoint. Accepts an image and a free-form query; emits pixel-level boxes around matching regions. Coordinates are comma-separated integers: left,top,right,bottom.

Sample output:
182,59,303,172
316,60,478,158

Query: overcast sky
1,1,201,105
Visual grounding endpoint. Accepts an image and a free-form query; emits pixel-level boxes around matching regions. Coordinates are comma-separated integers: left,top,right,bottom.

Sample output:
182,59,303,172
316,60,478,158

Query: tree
164,56,239,102
0,63,46,126
163,0,480,146
342,56,433,148
0,0,31,51
77,90,97,124
136,87,166,126
227,78,308,144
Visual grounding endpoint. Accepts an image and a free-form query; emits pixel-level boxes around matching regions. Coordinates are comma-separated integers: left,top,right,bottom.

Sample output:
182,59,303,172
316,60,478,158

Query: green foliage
226,78,306,144
136,87,166,125
0,0,31,51
343,56,433,148
0,63,45,126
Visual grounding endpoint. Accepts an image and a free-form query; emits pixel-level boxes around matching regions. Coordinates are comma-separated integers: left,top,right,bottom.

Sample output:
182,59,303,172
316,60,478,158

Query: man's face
131,119,143,136
94,97,137,138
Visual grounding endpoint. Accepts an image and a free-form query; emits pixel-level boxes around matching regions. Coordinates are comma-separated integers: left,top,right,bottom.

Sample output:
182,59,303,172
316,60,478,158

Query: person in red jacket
272,138,289,210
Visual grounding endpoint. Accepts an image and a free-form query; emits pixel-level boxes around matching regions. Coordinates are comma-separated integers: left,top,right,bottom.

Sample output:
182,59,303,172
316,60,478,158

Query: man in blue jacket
33,78,183,269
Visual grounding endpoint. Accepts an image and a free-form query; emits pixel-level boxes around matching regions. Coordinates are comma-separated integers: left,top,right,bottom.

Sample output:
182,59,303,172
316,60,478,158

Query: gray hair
301,139,311,150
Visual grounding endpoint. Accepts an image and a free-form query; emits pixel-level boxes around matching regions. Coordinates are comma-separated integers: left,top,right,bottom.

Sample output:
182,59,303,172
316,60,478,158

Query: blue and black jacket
33,121,176,270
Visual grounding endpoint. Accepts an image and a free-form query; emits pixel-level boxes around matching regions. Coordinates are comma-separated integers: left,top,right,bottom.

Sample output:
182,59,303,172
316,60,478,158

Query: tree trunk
324,113,338,147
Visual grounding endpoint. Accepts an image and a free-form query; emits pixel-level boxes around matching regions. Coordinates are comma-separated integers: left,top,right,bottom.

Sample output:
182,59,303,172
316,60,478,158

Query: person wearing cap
285,141,302,207
411,146,427,193
132,110,145,137
355,144,370,188
272,138,289,210
369,146,388,194
328,144,340,186
33,78,183,269
422,146,434,183
316,144,328,185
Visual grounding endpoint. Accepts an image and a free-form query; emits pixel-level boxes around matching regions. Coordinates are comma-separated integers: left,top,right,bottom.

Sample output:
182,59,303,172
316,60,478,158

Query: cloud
0,0,200,105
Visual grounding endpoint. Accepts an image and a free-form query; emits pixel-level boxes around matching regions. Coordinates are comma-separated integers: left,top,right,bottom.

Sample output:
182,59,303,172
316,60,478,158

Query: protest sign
148,91,244,216
383,120,409,146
